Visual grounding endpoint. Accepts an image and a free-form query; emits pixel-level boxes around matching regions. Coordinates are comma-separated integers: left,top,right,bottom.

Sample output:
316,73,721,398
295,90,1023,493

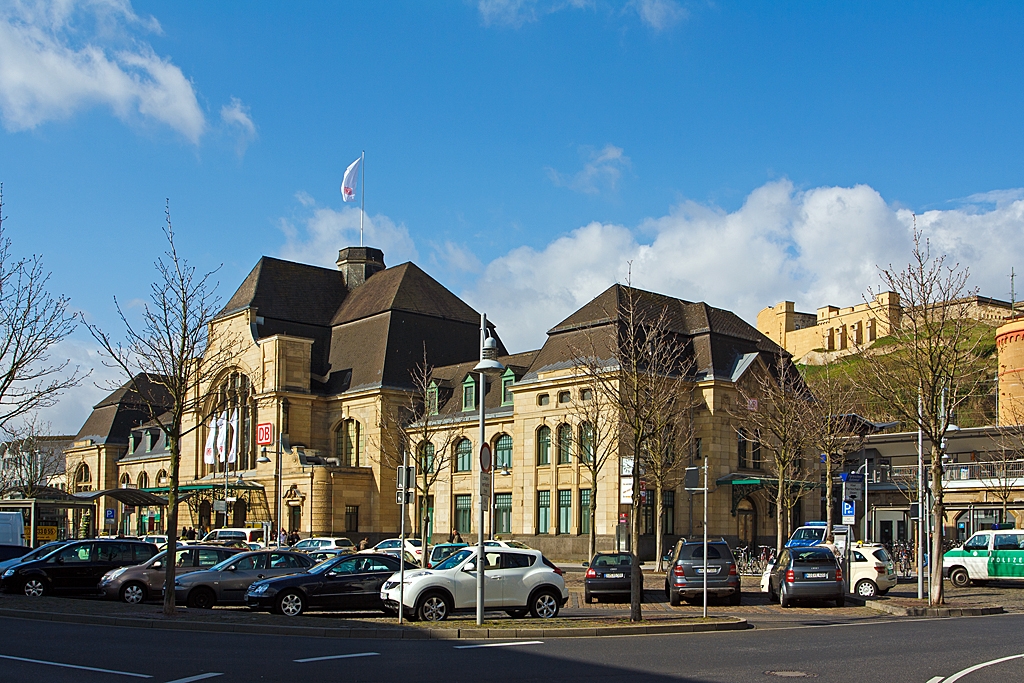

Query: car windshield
791,528,825,541
308,555,346,574
209,552,254,571
407,539,422,547
592,554,631,567
792,549,834,564
434,548,473,571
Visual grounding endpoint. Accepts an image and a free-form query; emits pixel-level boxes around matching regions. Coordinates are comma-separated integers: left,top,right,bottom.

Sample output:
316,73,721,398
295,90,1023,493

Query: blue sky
3,0,1024,432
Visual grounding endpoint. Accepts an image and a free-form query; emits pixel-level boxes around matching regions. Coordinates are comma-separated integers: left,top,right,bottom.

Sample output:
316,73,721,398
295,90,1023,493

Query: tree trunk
929,444,945,606
824,459,835,544
775,474,786,556
654,488,664,572
630,491,643,622
162,433,181,616
588,478,597,563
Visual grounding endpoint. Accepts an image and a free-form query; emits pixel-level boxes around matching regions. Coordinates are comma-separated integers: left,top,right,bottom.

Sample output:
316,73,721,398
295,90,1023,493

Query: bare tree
856,226,989,606
566,351,622,566
0,185,83,430
0,416,67,498
736,353,814,555
83,202,238,616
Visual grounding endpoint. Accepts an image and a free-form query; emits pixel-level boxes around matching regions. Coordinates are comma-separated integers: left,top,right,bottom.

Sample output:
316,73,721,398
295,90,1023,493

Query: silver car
173,550,313,608
767,546,845,608
100,545,243,603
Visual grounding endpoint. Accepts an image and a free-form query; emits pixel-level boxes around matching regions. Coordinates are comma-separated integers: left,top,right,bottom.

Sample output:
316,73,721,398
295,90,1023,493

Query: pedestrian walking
358,538,370,551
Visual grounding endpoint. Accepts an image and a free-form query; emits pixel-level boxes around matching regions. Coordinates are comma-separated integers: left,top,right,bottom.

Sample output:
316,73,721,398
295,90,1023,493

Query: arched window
207,371,256,473
418,441,435,474
156,470,168,486
495,434,512,469
536,425,551,466
455,438,472,472
74,463,91,492
578,422,594,464
335,419,362,467
557,424,572,464
120,473,130,488
137,472,149,489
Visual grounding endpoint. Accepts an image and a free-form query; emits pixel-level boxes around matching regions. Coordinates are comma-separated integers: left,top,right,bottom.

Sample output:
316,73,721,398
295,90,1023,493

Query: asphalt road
0,612,1022,683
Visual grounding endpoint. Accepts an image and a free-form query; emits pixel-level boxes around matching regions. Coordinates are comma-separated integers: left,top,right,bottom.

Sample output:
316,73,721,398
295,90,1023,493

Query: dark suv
664,539,740,606
1,539,158,597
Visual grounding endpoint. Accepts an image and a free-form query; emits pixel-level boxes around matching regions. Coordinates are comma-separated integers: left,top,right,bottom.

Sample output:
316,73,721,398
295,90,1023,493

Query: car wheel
120,582,147,604
780,586,792,609
505,608,528,618
22,578,47,597
186,587,216,609
530,590,560,619
768,583,778,604
669,588,681,607
729,590,742,606
276,591,305,617
584,590,594,604
835,594,845,607
855,580,877,598
950,567,971,588
417,592,450,622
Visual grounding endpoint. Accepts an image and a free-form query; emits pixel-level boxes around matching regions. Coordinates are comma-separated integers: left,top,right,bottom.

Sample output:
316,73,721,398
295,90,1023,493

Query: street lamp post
473,313,504,626
257,433,289,546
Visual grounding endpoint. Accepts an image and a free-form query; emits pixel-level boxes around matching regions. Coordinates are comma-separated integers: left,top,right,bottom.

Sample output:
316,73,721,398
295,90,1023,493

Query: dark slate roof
73,375,173,446
526,284,786,383
429,350,541,419
330,262,480,326
217,257,347,325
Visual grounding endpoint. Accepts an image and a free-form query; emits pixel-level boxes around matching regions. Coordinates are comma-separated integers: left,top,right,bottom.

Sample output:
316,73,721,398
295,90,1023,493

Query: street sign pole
398,448,408,624
702,450,708,619
477,314,488,626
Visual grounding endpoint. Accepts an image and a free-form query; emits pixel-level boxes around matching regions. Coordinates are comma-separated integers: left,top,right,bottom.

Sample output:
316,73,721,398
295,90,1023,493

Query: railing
890,462,1024,483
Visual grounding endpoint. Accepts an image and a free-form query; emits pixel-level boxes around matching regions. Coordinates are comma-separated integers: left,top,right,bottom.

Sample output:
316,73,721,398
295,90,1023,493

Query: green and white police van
942,530,1024,587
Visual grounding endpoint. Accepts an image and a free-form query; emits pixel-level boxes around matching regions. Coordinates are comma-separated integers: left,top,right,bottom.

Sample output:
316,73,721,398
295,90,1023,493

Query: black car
583,552,632,603
246,552,409,616
0,539,158,597
767,546,844,608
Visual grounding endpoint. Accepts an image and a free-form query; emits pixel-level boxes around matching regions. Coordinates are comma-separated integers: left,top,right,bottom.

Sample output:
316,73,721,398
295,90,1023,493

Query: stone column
311,466,332,536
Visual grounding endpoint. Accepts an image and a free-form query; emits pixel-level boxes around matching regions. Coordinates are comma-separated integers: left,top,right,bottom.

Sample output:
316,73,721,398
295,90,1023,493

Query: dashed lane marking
164,674,224,683
454,641,544,649
0,653,152,678
294,652,380,663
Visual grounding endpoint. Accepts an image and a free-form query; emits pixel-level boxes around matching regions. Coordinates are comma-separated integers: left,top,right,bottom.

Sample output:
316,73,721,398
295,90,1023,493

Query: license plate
604,572,624,579
804,572,828,579
696,567,720,575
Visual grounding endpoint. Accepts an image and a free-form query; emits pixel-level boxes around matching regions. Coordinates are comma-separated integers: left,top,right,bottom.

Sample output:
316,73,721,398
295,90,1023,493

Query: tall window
557,423,572,464
427,383,439,415
418,441,435,473
641,496,655,535
537,491,551,534
455,438,472,472
345,505,359,532
501,368,515,406
209,371,255,472
578,422,594,464
536,425,551,465
661,491,675,535
462,375,476,411
737,430,747,469
75,463,91,492
455,494,473,534
694,437,702,463
751,435,761,470
120,473,130,488
495,434,512,469
137,471,149,489
156,470,168,486
579,489,592,535
495,493,512,534
336,419,362,467
557,489,572,534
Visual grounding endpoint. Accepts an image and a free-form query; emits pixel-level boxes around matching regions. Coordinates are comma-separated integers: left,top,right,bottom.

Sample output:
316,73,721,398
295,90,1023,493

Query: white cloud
463,179,1024,352
220,96,256,154
628,0,687,30
476,0,590,28
0,0,205,142
278,197,418,269
547,144,630,195
431,240,484,274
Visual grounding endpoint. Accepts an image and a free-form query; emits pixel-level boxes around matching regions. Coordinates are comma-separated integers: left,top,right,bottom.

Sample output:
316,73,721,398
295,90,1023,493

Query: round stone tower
996,319,1024,425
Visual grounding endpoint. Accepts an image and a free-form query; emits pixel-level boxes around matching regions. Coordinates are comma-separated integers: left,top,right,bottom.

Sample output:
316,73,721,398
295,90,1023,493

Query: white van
943,530,1024,587
0,511,25,547
201,527,265,547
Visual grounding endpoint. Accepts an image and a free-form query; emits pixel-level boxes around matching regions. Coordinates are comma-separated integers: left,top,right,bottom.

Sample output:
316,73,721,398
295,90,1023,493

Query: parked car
142,534,168,546
380,547,567,621
664,539,741,606
848,543,897,597
100,544,244,604
785,522,828,548
1,539,157,597
173,550,313,608
290,537,355,553
364,538,422,561
201,528,266,547
380,548,419,565
767,546,845,608
427,543,467,568
583,552,632,603
247,552,411,616
306,548,347,565
484,539,532,550
0,541,70,574
944,529,1024,587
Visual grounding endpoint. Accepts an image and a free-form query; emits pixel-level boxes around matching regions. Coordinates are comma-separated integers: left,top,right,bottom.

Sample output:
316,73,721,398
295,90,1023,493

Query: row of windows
444,424,596,474
119,470,168,490
452,489,593,535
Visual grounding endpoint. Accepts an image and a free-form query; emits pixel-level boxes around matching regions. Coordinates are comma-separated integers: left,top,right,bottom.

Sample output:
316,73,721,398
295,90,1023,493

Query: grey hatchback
767,546,844,608
100,544,243,603
173,550,313,608
664,540,741,606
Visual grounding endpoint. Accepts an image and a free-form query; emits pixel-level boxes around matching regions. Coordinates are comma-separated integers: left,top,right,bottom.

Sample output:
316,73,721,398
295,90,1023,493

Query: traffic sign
480,443,492,473
842,499,856,525
105,508,115,523
396,491,413,505
256,423,274,446
480,470,491,500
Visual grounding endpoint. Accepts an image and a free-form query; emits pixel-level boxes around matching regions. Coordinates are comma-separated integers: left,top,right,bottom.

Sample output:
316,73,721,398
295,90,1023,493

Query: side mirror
226,565,237,572
152,561,162,569
464,562,476,572
582,561,589,567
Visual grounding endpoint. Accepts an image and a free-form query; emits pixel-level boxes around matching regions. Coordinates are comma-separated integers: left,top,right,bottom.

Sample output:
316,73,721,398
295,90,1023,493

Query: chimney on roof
336,247,385,290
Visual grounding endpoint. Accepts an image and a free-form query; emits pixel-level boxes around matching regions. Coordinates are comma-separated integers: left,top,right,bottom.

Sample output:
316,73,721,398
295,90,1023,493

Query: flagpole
360,150,365,247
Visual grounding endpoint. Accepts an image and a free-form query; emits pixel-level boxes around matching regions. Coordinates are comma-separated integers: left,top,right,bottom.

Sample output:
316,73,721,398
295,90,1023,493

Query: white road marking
454,640,544,649
164,674,224,683
944,652,1024,683
0,653,152,678
294,652,380,663
925,677,944,683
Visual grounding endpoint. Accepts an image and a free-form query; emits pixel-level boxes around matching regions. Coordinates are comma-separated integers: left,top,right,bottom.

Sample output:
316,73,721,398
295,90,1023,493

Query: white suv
380,547,567,621
847,543,897,597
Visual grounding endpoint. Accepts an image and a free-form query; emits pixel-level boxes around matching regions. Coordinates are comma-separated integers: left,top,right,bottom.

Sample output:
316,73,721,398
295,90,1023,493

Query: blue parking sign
842,500,855,517
105,508,115,521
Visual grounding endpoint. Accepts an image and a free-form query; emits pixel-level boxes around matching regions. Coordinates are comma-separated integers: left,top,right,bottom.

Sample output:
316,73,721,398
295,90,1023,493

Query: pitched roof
428,350,541,418
73,375,173,446
218,257,347,326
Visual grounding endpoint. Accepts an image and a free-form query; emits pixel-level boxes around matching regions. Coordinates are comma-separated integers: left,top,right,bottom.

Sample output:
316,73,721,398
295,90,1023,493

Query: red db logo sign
256,423,274,446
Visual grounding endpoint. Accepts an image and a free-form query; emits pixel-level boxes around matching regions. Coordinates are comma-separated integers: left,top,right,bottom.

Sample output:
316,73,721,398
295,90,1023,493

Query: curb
0,607,748,639
845,595,1005,618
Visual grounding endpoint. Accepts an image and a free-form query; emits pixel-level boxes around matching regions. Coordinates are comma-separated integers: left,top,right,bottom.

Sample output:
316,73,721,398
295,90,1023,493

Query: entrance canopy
73,488,169,507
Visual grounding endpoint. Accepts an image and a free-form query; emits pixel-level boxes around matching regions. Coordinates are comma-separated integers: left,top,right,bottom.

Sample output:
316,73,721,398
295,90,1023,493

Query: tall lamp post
473,313,504,626
258,433,289,546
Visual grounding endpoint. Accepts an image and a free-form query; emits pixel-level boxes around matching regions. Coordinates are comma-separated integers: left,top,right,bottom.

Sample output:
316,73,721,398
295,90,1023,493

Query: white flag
216,411,228,463
340,156,361,202
227,409,239,465
203,421,216,464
